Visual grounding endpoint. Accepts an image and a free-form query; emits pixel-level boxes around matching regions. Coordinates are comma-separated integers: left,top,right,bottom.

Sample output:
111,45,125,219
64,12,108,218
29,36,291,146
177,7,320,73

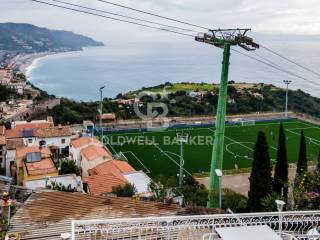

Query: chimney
58,124,62,129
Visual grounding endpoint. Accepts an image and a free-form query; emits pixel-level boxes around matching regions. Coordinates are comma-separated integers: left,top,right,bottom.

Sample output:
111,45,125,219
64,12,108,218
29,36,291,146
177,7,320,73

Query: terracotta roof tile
83,174,127,196
98,113,116,120
0,136,5,145
6,138,25,150
36,126,73,138
8,191,187,240
71,137,101,149
25,158,57,176
16,146,51,159
15,122,54,131
5,129,23,139
81,145,112,162
88,160,135,181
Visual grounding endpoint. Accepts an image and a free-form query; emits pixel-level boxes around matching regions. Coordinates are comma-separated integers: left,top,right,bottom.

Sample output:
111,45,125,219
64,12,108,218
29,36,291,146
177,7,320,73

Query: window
61,139,66,144
28,138,33,144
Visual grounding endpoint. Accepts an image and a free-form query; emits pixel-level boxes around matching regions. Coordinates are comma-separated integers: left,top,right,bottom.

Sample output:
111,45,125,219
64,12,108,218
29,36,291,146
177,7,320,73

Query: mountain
0,23,104,52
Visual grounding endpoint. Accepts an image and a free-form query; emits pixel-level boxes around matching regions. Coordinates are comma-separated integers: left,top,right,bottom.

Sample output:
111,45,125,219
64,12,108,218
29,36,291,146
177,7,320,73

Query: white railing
72,211,320,240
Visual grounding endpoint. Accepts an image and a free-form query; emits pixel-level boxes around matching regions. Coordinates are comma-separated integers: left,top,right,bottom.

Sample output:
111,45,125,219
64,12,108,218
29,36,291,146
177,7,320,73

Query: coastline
15,52,57,75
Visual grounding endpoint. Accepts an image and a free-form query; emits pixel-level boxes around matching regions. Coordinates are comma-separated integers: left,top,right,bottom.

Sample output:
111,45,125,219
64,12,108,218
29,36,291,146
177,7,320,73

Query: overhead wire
30,0,320,89
51,0,198,33
232,48,320,88
260,44,320,78
30,0,196,38
97,0,209,30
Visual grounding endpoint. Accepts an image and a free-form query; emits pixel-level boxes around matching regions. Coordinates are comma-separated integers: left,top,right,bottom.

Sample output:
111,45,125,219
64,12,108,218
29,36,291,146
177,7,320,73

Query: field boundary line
286,129,320,146
152,144,193,177
122,151,151,174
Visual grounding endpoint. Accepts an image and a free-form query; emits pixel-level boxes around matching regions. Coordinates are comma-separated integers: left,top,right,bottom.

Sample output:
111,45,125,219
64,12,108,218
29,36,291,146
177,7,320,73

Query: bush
222,189,248,213
112,183,137,197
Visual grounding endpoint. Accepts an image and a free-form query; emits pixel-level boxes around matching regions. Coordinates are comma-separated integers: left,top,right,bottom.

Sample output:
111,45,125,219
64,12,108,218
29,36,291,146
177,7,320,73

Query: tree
273,123,289,199
317,151,320,172
59,160,80,176
248,131,273,212
148,175,177,202
296,130,308,176
112,183,136,197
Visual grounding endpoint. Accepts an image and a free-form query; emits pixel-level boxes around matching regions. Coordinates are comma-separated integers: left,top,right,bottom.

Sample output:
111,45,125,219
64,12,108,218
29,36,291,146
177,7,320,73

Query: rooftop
16,146,51,159
36,126,73,138
0,136,5,145
24,174,80,190
14,122,54,131
98,113,116,120
25,158,57,176
81,145,112,162
8,191,186,240
123,171,152,195
89,160,135,180
71,137,101,149
6,138,25,150
83,174,126,196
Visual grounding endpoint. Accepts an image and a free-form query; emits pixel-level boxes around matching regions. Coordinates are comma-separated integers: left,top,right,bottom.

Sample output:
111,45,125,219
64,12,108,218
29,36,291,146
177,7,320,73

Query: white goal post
240,120,256,126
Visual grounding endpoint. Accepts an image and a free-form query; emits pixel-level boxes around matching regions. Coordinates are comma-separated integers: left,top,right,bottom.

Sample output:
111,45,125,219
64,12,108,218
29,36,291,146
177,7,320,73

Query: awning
216,225,282,240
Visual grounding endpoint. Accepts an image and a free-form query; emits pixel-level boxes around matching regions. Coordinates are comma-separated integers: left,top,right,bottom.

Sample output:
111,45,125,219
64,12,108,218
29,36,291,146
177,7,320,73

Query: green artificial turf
101,119,320,178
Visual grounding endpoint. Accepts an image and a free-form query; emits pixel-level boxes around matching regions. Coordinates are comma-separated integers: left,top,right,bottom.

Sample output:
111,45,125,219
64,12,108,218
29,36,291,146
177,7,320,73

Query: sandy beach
14,52,56,75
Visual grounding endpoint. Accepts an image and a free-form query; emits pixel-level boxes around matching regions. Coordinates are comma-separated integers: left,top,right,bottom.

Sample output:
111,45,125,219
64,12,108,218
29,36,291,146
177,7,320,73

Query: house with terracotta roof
83,173,126,196
80,145,113,176
88,160,152,197
15,146,58,185
70,137,102,166
5,139,25,177
11,117,54,130
97,113,116,123
35,125,73,155
7,191,187,240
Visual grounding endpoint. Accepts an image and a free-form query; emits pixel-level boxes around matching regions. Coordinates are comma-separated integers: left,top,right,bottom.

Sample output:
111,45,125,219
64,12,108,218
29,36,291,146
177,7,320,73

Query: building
9,82,26,95
15,146,58,185
97,113,116,123
0,126,6,170
5,138,24,177
12,117,54,130
7,191,187,240
24,174,82,191
0,67,13,85
83,174,126,196
80,145,113,176
88,160,152,197
70,137,102,166
35,125,73,155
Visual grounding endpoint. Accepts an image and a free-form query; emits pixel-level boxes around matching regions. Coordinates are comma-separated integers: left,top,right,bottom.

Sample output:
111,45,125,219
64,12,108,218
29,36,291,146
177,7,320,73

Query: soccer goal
240,120,256,126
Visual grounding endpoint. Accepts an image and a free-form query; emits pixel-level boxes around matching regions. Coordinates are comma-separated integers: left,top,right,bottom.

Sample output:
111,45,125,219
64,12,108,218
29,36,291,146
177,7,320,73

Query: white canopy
216,225,282,240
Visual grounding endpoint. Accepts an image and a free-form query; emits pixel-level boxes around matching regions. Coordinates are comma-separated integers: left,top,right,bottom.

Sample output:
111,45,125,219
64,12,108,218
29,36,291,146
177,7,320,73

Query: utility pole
99,86,105,141
283,80,292,119
176,131,189,188
195,29,259,208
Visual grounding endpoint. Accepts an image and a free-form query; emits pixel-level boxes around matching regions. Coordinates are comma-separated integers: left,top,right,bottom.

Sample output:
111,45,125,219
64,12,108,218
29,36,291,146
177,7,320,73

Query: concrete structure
123,171,152,197
5,139,24,177
0,126,6,170
24,174,82,191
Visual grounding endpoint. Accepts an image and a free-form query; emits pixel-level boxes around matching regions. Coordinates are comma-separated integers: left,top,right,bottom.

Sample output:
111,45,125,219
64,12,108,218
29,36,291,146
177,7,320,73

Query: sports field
102,119,320,178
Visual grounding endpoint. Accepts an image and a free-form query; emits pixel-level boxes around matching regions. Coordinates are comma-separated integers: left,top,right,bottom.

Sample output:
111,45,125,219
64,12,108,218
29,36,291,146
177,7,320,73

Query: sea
26,40,320,101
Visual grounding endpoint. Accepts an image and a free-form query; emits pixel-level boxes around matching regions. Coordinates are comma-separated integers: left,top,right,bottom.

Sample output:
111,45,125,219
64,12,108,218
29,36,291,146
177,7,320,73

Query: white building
80,145,112,176
70,137,103,166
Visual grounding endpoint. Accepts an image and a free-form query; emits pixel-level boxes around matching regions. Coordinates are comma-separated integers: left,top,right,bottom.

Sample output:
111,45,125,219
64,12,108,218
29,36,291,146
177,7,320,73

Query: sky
1,0,320,44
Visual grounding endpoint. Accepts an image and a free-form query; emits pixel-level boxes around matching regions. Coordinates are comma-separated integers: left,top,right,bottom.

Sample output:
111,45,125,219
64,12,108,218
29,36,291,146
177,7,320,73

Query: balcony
72,211,320,240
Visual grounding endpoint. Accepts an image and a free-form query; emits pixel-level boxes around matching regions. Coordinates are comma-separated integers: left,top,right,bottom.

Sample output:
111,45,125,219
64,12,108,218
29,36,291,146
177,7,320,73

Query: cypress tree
317,151,320,172
296,130,308,176
248,131,273,212
273,123,288,199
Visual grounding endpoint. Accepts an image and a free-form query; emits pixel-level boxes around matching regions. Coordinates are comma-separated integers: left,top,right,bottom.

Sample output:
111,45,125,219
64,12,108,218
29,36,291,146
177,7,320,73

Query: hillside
0,23,104,53
35,82,320,125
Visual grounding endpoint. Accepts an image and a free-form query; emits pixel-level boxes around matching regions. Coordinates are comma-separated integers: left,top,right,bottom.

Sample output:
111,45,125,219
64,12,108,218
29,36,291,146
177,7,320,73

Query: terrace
72,211,320,240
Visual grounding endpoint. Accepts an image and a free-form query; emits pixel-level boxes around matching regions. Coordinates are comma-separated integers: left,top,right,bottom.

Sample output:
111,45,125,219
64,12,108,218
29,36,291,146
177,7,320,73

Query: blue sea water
27,41,320,101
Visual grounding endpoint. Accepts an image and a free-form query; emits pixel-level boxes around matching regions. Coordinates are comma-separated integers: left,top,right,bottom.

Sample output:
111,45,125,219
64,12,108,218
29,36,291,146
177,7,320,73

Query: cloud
1,0,320,43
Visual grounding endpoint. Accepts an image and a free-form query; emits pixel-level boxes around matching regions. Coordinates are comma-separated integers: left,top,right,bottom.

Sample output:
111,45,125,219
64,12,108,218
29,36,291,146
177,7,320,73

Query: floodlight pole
99,86,105,141
195,29,259,208
283,80,292,119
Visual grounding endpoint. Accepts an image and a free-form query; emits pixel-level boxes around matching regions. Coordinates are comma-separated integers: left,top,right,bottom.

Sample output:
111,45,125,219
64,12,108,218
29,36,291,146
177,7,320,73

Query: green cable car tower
195,29,259,208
